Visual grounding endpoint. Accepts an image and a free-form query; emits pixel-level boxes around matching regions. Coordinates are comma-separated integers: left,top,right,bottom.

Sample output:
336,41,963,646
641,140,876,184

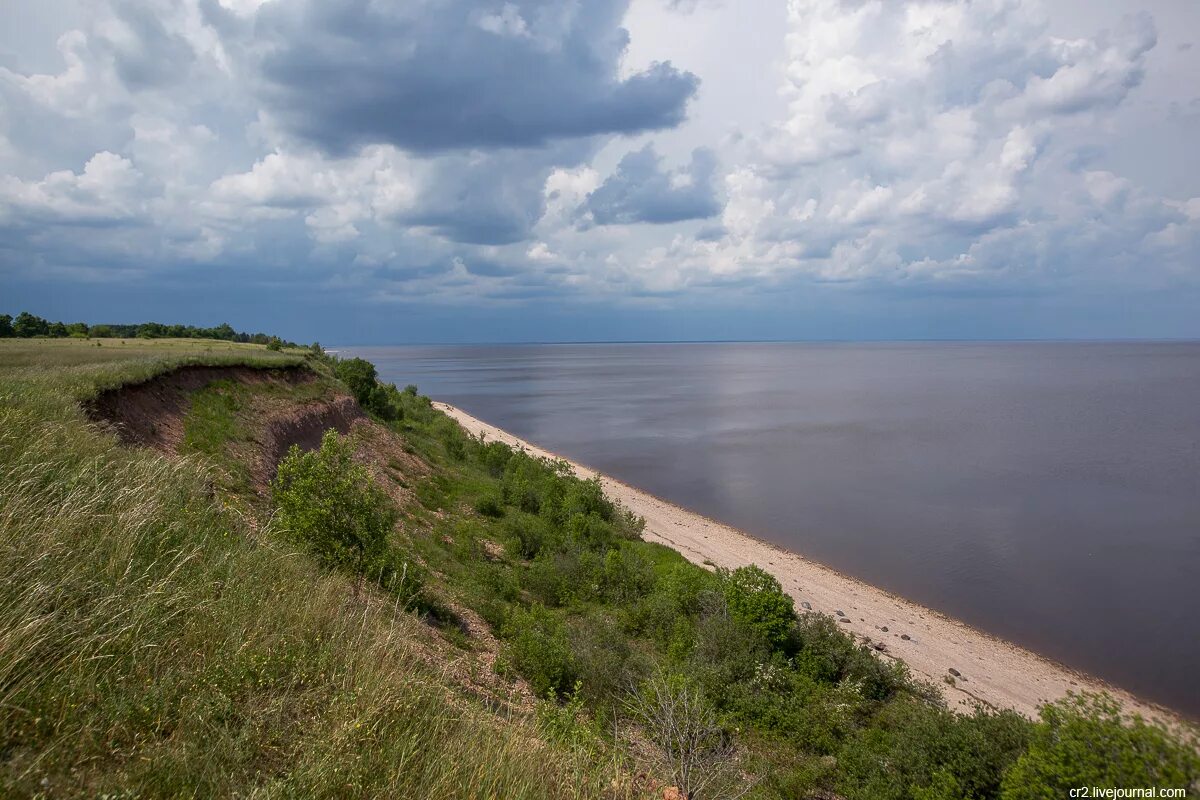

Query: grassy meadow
0,339,626,798
0,337,1196,799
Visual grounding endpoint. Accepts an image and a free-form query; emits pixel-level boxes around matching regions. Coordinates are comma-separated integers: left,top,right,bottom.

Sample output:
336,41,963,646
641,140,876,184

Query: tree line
0,311,297,347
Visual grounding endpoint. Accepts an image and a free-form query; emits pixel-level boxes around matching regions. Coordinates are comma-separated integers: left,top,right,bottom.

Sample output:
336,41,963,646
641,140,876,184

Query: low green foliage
1000,694,1200,799
181,379,243,455
720,564,796,651
836,697,1032,800
335,357,381,407
273,430,423,602
501,604,578,699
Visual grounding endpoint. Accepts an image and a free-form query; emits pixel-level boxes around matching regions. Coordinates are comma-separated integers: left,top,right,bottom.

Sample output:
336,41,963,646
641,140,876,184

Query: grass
2,337,1197,800
0,339,626,798
181,379,244,455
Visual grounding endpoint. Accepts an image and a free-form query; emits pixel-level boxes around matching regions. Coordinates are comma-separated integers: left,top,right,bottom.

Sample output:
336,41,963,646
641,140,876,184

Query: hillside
1,338,1196,799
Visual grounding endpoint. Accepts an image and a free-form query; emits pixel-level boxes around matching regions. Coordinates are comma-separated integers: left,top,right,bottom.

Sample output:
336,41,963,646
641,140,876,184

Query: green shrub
1000,694,1200,799
722,651,821,728
567,610,646,707
561,477,611,522
503,513,558,560
434,415,468,459
369,384,398,420
688,607,771,700
836,697,1031,800
501,604,578,699
272,430,420,602
599,546,655,604
632,562,717,644
334,357,379,406
474,493,505,518
525,546,603,607
720,565,796,650
475,439,515,477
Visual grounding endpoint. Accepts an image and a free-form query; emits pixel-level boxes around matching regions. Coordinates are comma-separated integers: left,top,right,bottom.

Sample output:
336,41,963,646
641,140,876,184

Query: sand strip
436,402,1186,727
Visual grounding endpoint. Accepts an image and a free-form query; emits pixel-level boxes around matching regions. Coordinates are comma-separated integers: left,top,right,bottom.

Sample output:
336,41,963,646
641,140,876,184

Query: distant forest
0,311,298,347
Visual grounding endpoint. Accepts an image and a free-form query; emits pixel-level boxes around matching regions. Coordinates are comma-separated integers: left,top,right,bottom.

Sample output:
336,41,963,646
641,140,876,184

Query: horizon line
331,336,1200,347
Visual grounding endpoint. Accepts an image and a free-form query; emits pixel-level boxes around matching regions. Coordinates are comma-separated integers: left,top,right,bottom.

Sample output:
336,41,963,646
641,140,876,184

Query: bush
836,697,1031,800
525,546,602,607
368,384,398,420
503,513,558,560
334,358,379,407
633,563,718,644
501,604,578,699
474,493,504,518
561,477,612,522
600,546,655,604
687,595,773,700
1000,693,1200,799
434,415,467,459
720,565,795,651
475,439,514,477
270,431,400,582
567,610,645,707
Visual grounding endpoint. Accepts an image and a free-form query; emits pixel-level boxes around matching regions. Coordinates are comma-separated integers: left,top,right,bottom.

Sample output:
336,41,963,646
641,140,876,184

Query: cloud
245,0,699,154
0,151,147,226
0,0,1197,338
666,0,1192,290
584,145,721,225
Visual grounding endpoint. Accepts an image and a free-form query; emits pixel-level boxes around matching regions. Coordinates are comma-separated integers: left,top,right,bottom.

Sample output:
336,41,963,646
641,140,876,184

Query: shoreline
435,401,1189,728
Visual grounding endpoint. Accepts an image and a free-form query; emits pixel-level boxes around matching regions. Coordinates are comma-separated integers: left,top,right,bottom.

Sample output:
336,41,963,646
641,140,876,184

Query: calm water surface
345,342,1200,717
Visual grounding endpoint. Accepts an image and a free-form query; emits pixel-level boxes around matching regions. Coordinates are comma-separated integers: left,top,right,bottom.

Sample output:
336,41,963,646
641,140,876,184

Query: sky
1,0,1198,343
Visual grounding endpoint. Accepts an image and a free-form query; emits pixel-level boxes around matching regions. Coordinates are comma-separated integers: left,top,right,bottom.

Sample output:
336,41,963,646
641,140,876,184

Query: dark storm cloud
388,142,592,245
586,145,720,225
250,0,699,155
104,0,198,90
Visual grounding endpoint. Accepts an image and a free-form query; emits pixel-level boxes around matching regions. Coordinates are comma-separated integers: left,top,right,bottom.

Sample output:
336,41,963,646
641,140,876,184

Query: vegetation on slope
0,340,626,798
1,338,1196,799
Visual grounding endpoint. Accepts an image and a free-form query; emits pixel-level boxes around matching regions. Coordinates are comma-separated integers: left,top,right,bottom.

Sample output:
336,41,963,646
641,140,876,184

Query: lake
344,342,1200,718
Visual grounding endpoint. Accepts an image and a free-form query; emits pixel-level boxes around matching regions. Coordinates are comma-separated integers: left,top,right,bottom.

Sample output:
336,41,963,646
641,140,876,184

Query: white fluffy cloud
592,0,1196,292
0,0,1197,324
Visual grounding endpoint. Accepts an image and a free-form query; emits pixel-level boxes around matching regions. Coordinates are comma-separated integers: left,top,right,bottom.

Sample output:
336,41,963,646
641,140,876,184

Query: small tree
0,314,12,337
272,430,397,577
625,672,752,800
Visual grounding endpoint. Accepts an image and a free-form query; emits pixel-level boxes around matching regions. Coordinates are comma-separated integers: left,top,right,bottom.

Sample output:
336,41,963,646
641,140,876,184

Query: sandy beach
436,401,1185,727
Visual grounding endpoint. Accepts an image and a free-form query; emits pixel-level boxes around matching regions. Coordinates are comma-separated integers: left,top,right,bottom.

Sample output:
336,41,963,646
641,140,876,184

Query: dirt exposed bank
85,365,322,452
84,363,371,485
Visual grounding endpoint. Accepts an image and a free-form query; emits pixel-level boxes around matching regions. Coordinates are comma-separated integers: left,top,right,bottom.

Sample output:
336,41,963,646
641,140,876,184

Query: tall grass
0,342,623,798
